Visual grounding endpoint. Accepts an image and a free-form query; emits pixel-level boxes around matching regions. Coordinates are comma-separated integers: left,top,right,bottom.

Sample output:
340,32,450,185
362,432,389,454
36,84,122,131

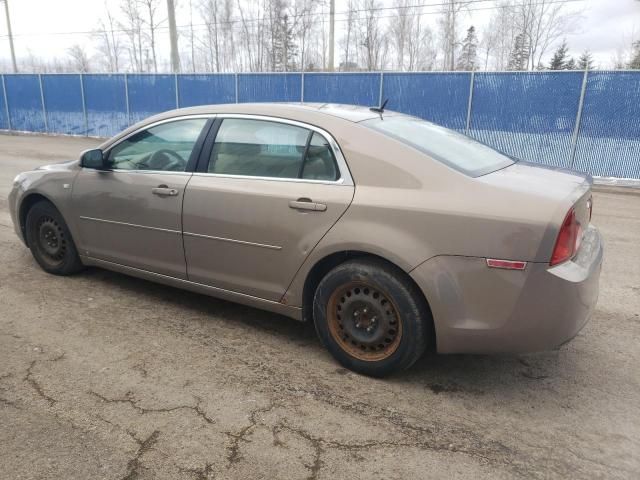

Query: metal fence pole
79,74,88,136
38,73,48,132
301,72,305,103
465,71,475,135
235,73,239,103
124,73,130,125
1,74,11,131
570,70,589,169
379,72,384,106
175,73,180,108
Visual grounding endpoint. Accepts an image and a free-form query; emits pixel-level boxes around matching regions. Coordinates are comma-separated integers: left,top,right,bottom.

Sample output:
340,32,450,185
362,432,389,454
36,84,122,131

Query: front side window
361,116,514,177
108,118,207,172
209,119,340,181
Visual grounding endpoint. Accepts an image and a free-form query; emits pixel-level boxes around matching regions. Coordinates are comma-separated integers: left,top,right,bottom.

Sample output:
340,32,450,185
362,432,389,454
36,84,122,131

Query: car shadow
76,266,568,391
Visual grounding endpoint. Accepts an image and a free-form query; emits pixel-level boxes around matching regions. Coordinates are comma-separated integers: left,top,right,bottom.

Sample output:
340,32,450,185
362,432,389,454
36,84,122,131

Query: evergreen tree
565,57,577,70
549,40,569,70
456,26,478,71
578,49,595,70
507,33,529,71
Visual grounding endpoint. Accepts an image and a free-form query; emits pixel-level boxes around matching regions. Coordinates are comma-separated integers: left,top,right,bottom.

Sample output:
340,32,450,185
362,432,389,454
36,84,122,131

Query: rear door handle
289,198,327,212
152,185,178,197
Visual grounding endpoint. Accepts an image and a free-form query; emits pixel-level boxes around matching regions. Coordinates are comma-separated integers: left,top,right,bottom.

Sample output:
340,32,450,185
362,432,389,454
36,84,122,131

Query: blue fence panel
41,74,84,135
382,72,471,130
0,77,8,130
178,74,236,107
303,73,380,106
573,71,640,179
127,74,177,124
238,73,301,102
469,72,583,168
83,74,128,137
4,74,46,132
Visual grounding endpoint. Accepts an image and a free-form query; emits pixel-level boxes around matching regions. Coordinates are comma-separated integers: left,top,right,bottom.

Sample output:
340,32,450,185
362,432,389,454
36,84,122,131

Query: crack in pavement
23,353,65,407
88,390,215,425
179,463,215,480
121,430,161,480
224,401,280,466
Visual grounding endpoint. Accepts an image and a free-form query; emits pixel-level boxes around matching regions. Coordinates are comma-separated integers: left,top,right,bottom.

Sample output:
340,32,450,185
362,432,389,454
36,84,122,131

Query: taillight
550,207,582,266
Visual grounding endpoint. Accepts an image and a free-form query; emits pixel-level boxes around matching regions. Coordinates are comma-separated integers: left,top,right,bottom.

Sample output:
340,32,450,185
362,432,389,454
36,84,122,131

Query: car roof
99,103,401,150
165,102,398,123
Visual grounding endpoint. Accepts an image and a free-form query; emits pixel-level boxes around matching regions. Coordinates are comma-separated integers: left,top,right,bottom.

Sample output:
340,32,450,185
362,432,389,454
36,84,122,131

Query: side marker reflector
486,259,527,270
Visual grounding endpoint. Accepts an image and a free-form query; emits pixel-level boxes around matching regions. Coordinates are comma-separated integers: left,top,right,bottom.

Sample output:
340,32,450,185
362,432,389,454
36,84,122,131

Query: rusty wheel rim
327,282,403,362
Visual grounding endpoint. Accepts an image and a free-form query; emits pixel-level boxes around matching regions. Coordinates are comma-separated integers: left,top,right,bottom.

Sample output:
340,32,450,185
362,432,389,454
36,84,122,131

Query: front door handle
289,198,327,212
152,185,178,197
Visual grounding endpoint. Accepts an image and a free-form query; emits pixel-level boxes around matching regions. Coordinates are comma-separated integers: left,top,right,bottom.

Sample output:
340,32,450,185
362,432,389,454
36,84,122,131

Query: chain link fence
1,71,638,179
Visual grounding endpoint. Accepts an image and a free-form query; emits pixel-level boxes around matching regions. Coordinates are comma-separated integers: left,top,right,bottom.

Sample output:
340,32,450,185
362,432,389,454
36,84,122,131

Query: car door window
108,118,207,172
209,119,310,179
301,132,339,181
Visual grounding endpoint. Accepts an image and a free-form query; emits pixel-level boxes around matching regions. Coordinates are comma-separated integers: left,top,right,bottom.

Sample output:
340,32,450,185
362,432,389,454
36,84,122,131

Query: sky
0,0,638,70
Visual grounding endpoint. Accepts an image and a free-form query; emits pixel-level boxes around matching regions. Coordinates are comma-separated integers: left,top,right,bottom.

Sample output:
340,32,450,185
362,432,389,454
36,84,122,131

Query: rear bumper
411,226,603,354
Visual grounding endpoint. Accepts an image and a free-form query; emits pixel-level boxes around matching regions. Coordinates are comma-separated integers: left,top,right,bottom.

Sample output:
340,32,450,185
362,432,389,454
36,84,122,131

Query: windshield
361,116,514,177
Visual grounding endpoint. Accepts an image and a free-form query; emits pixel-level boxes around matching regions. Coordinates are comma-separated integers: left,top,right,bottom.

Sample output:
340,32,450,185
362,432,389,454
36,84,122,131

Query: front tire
25,200,84,276
313,258,431,377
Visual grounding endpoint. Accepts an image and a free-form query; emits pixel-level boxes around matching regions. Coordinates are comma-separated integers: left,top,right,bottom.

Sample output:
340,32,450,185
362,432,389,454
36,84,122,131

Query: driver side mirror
80,148,108,170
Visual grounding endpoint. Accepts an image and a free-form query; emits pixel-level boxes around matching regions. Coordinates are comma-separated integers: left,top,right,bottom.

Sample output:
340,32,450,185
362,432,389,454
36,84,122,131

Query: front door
72,117,209,279
182,117,355,301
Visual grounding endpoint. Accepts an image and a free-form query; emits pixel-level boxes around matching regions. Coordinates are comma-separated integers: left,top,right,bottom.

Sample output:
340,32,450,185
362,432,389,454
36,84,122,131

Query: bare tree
339,0,358,70
438,0,471,70
139,0,163,73
389,0,411,70
199,0,222,72
120,0,146,72
357,0,386,71
95,5,124,72
407,14,436,71
67,44,92,73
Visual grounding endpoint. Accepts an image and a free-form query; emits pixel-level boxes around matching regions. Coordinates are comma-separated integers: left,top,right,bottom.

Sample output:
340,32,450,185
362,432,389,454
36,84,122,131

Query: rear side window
209,118,339,181
302,132,339,181
361,116,514,177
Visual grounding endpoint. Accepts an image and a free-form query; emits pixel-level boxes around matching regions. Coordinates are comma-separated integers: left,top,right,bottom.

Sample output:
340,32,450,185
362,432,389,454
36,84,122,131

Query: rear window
361,116,514,177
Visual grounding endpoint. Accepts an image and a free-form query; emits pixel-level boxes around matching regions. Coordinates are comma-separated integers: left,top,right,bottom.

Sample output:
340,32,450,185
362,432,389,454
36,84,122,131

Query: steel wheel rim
327,282,403,362
35,215,67,265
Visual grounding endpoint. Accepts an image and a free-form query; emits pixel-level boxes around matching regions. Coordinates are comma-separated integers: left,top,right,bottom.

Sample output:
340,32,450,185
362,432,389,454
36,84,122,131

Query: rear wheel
25,200,84,275
313,258,430,377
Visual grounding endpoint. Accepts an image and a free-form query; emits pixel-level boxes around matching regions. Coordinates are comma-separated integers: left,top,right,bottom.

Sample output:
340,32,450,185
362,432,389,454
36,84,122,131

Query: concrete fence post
79,74,88,136
570,70,589,169
38,73,48,133
465,71,475,135
1,74,11,131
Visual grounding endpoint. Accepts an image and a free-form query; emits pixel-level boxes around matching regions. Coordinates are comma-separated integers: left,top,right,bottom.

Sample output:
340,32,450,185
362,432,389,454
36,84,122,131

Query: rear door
182,115,355,301
72,117,211,279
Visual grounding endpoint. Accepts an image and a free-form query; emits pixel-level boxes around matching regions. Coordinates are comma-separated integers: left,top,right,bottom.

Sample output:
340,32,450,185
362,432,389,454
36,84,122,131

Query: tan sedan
9,103,603,376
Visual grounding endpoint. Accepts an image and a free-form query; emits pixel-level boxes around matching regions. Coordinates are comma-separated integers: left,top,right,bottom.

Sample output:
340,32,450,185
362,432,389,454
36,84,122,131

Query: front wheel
313,258,431,377
25,200,84,276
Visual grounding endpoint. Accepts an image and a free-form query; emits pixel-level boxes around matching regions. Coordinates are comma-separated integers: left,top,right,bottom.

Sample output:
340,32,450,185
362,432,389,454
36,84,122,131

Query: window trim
99,115,215,175
197,114,353,186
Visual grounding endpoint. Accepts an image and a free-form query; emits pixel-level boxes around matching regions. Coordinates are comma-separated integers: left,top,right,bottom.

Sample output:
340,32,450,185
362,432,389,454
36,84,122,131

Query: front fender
10,166,81,247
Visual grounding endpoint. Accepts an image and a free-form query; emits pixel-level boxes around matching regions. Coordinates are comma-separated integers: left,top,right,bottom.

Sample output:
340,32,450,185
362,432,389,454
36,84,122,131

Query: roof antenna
369,98,389,114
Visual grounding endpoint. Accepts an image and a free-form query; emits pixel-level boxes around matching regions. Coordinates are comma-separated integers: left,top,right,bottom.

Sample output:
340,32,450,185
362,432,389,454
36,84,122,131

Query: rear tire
25,200,84,276
313,258,430,377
